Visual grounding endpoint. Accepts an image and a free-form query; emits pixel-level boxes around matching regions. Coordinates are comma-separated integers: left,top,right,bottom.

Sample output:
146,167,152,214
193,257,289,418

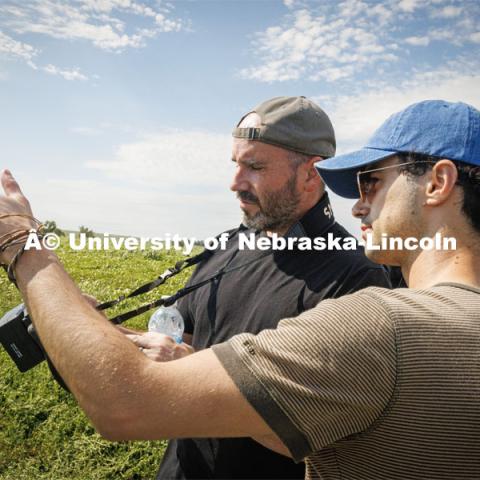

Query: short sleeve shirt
157,194,392,479
213,284,480,480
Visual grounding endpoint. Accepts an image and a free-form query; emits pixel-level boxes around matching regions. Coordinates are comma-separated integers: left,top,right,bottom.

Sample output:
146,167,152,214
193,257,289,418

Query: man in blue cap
317,100,480,269
0,100,478,480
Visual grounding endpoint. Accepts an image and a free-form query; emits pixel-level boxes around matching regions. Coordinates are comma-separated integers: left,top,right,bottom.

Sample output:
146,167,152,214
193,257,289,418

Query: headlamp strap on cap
232,127,261,140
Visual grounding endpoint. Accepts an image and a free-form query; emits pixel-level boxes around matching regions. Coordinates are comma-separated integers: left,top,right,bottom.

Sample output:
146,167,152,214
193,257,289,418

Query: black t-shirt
157,194,391,479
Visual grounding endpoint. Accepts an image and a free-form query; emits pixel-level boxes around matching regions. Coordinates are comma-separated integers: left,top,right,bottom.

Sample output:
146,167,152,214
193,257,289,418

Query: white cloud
21,176,240,239
0,29,89,80
429,28,456,42
70,129,246,238
0,30,37,66
366,3,393,24
15,129,242,239
317,68,480,154
43,64,88,81
431,5,463,18
239,6,399,83
86,130,233,190
0,0,186,80
426,16,480,46
310,65,355,82
0,0,185,52
405,35,431,46
240,0,480,84
397,0,423,13
470,32,480,43
338,0,369,19
81,0,140,14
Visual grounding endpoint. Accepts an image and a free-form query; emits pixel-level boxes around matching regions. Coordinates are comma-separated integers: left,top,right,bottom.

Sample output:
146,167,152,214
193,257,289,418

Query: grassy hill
0,242,194,479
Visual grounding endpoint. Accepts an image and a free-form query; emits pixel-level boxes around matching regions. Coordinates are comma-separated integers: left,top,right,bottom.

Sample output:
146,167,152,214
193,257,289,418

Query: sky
1,0,479,240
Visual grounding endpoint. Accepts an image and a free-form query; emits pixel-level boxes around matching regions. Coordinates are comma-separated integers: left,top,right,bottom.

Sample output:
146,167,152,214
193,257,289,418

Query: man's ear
424,159,458,206
302,156,323,193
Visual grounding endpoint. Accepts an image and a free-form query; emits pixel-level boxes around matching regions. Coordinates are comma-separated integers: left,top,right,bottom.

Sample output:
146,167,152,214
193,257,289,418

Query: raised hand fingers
2,170,25,199
0,170,33,216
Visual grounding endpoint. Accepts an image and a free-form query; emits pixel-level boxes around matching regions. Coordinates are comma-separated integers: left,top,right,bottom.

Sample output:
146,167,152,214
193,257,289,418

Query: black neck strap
96,248,213,312
97,199,333,325
107,250,277,324
97,228,248,325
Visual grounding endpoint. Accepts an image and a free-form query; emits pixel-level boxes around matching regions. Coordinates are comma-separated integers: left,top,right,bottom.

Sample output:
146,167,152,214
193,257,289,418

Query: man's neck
404,244,480,289
266,193,323,237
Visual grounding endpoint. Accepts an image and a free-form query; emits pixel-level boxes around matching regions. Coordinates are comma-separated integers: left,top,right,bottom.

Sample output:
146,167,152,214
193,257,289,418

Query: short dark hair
286,150,314,169
396,152,480,233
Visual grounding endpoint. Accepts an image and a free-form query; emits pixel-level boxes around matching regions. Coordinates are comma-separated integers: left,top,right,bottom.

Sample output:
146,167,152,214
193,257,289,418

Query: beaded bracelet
0,213,43,288
0,213,41,223
1,233,44,288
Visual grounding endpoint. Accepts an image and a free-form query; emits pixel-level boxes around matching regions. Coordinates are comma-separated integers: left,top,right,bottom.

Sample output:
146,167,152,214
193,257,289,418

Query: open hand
124,330,194,362
0,170,37,263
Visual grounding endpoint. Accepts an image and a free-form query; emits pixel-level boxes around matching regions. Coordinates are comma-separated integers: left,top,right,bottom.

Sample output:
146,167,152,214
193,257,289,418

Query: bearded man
136,96,391,479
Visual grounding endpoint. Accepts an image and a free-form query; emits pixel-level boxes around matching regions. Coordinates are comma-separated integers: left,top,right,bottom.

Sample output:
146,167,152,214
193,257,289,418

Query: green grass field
0,242,193,479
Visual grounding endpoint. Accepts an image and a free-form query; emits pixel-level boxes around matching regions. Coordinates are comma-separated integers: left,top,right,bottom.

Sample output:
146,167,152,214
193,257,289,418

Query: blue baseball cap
316,100,480,199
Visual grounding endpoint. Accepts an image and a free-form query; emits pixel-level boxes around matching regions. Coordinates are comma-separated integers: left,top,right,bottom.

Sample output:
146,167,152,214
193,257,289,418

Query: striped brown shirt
213,283,480,479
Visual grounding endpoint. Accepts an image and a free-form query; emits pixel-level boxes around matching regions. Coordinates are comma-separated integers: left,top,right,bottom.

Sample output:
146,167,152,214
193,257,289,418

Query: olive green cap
232,96,336,158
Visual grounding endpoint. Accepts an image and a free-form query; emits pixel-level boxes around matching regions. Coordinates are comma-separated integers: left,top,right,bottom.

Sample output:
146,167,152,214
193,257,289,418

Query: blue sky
1,0,479,239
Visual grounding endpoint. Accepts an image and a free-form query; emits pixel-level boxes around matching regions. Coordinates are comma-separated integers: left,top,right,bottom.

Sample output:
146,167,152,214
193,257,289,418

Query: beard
238,173,301,232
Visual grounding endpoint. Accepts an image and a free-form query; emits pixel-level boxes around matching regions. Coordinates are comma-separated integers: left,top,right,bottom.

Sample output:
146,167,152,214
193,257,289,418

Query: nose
230,166,249,192
352,198,370,219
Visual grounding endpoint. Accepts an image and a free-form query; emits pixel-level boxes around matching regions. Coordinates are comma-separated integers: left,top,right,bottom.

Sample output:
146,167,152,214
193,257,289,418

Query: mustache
237,191,259,204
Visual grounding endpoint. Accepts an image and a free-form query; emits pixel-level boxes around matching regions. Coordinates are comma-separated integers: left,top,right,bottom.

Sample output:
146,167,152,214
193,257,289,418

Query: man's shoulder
332,283,480,318
300,286,394,326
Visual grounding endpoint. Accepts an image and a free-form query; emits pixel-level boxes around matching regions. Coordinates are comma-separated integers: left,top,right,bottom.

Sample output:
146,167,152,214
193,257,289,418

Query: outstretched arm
0,170,286,452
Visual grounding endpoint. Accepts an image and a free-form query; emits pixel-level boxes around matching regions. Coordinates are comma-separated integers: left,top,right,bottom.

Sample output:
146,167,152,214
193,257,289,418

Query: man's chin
364,247,401,267
241,204,258,219
242,212,265,230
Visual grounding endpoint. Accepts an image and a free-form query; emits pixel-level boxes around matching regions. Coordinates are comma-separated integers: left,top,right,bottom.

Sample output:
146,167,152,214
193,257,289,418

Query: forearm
0,170,280,443
14,249,276,443
15,248,150,435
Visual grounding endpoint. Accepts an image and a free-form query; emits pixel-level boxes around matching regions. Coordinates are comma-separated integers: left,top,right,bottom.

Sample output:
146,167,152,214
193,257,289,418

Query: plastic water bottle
148,297,184,343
